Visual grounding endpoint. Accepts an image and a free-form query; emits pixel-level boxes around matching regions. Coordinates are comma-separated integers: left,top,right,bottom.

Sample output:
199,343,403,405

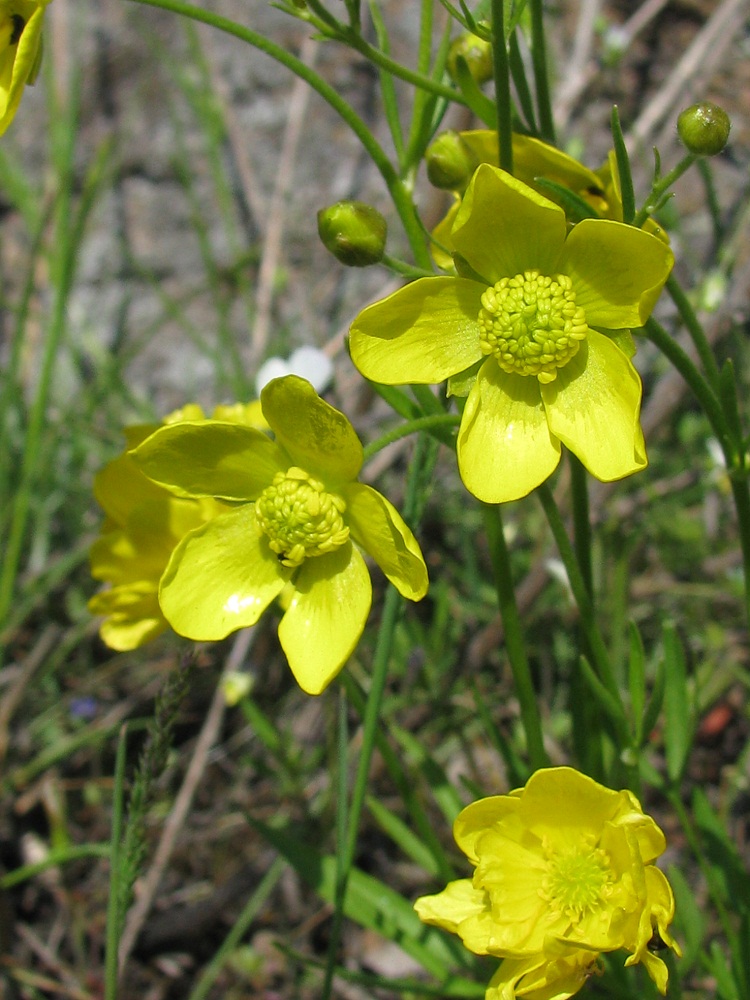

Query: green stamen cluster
478,270,588,383
540,841,613,921
255,467,349,568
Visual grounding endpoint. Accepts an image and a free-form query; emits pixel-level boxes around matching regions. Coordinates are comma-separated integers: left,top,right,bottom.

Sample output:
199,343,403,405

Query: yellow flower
0,0,50,135
414,767,680,999
350,165,674,503
131,376,428,695
88,402,264,652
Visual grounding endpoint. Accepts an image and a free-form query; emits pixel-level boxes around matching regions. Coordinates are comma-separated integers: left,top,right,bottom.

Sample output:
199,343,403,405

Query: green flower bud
447,31,493,85
677,102,731,156
317,201,387,267
425,131,479,190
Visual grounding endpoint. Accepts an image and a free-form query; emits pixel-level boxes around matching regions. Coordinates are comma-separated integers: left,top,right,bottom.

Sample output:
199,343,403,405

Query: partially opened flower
0,0,50,135
132,375,428,695
350,165,674,503
89,403,263,651
414,767,680,1000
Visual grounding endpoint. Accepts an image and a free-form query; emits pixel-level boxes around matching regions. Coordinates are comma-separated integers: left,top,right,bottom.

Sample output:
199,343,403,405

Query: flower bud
317,201,387,267
447,31,493,85
677,102,731,156
425,131,479,190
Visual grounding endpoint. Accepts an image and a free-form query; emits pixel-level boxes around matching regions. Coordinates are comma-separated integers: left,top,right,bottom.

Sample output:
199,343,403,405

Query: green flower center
478,270,588,384
255,467,349,568
540,843,613,921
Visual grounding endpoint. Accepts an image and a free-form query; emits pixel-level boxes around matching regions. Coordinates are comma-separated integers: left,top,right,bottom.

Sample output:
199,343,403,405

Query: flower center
540,843,613,921
255,467,349,568
478,270,588,384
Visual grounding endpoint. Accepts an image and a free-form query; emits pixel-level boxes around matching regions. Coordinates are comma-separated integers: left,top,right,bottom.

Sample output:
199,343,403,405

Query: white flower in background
255,346,334,395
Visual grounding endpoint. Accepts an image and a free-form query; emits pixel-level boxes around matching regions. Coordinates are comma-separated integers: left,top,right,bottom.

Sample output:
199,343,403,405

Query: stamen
478,269,588,384
255,467,349,568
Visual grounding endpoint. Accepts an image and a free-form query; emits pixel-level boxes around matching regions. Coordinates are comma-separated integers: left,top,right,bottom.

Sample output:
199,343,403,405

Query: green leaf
661,622,693,782
667,864,704,970
250,819,475,979
692,788,750,912
610,105,635,224
627,621,646,739
366,795,444,876
532,178,600,222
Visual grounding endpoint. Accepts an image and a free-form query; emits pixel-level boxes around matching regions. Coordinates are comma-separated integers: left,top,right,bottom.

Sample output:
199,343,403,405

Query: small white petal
288,346,334,392
255,357,290,395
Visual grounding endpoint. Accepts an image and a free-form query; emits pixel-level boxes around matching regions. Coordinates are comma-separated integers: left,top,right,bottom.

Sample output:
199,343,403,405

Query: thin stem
320,434,435,1000
633,153,697,228
491,0,513,173
665,273,721,387
643,317,731,454
729,475,750,629
481,504,548,769
536,484,627,734
291,0,471,109
362,412,459,461
529,0,555,144
569,453,593,597
127,0,432,268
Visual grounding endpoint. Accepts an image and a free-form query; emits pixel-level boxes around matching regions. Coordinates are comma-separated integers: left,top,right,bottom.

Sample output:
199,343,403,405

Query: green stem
569,454,593,597
127,0,432,268
104,728,128,1000
633,153,697,228
728,475,750,629
362,412,459,461
643,317,731,454
294,0,471,109
380,252,434,279
529,0,555,145
536,484,626,728
320,434,435,1000
481,504,548,769
490,0,513,173
665,273,721,387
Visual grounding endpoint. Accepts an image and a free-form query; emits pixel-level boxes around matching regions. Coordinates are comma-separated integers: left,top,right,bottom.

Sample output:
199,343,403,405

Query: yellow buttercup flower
414,767,680,1000
0,0,50,135
89,402,264,652
350,165,674,503
132,375,428,695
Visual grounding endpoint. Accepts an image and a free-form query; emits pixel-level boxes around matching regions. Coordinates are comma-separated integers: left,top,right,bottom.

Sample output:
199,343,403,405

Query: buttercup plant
132,375,428,694
415,768,680,999
351,164,674,503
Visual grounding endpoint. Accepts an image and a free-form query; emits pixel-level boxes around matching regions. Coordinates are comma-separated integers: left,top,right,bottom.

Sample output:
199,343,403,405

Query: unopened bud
317,201,387,267
425,131,479,190
447,32,493,85
677,102,731,156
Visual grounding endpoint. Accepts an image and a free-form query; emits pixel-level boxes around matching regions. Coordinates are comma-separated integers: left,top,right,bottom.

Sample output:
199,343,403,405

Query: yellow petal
93,452,169,526
414,879,488,935
454,794,520,863
279,543,371,695
260,375,363,485
349,276,484,385
562,219,673,328
159,506,289,639
457,361,561,503
134,422,286,500
0,1,49,135
452,165,566,284
88,582,167,652
541,333,647,483
342,482,428,600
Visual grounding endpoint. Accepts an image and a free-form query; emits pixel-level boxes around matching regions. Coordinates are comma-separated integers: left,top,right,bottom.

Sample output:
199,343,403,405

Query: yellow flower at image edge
0,0,50,135
132,375,428,695
88,403,264,652
414,767,681,1000
350,165,674,504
